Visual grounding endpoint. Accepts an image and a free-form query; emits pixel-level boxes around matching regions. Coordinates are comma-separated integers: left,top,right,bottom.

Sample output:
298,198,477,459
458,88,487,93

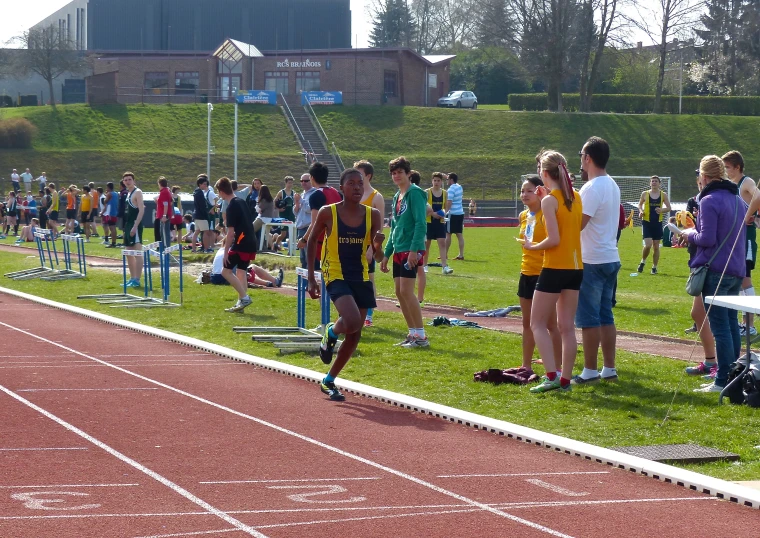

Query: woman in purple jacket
683,155,746,393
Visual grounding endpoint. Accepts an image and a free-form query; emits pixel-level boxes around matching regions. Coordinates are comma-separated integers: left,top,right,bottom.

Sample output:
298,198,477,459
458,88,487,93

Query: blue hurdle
4,229,60,280
41,234,86,281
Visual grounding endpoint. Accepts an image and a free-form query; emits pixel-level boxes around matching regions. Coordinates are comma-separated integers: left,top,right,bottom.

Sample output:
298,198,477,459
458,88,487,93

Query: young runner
380,156,429,348
4,191,17,236
307,167,384,401
517,175,561,369
445,172,465,260
65,185,79,234
80,186,93,242
102,182,119,248
723,150,758,337
46,182,59,238
216,176,258,313
356,160,385,327
156,176,173,248
298,162,342,269
637,176,671,274
424,172,453,275
525,150,583,394
122,172,145,288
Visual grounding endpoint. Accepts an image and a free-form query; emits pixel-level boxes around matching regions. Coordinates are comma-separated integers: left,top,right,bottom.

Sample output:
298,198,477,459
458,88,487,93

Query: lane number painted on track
267,484,366,503
524,479,589,497
11,491,102,511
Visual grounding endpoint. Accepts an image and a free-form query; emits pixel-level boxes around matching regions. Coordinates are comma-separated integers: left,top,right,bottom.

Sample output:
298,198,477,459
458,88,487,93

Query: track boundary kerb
2,286,759,511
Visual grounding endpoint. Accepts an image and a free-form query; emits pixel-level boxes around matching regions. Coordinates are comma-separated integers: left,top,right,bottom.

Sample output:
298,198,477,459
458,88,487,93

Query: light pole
234,98,238,183
207,102,213,178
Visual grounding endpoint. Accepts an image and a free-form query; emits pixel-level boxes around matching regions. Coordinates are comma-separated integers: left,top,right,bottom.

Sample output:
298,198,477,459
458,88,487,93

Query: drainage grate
611,444,739,464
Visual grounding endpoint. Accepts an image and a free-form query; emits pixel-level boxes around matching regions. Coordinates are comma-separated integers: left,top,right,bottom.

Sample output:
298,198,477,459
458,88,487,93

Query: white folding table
704,295,760,403
260,220,297,256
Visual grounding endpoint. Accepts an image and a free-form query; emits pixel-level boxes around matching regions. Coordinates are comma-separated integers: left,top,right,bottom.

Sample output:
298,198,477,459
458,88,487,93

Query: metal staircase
279,94,344,185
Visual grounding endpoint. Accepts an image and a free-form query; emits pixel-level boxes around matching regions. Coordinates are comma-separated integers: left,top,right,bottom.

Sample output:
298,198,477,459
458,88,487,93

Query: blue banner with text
301,91,343,105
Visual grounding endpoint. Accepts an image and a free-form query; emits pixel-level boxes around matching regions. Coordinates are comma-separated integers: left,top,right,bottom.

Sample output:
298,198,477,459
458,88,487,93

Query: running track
0,292,757,537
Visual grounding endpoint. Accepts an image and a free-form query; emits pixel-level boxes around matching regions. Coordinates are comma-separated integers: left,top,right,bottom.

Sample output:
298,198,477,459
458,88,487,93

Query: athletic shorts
642,220,663,241
48,211,58,221
66,208,77,220
92,208,99,217
535,268,583,293
392,251,425,279
447,214,465,235
517,273,540,300
80,212,91,223
103,215,118,225
195,219,210,232
123,222,143,247
224,250,256,271
326,279,377,310
427,220,446,240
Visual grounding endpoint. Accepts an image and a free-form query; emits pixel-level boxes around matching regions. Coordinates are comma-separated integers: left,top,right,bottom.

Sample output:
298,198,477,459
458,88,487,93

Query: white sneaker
442,266,453,275
423,265,429,273
693,383,723,393
740,326,758,337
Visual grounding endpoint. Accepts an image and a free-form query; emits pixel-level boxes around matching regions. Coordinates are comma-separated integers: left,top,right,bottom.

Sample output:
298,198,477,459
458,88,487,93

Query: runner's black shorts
427,220,447,240
392,251,424,279
66,208,76,220
447,214,464,235
517,273,540,300
535,268,583,293
326,279,377,310
48,210,58,221
224,250,256,271
80,212,91,223
642,220,663,241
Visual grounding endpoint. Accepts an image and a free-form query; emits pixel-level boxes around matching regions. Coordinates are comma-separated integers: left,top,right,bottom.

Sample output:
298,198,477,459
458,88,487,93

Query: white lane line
17,388,159,392
525,479,589,497
0,361,93,365
0,496,715,521
0,364,245,369
438,471,610,478
0,321,573,538
0,447,87,451
0,385,267,538
200,477,382,484
0,355,76,358
0,483,139,489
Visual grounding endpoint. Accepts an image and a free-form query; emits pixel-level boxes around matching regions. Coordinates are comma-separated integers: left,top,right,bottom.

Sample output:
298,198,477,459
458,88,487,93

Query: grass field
5,104,760,201
2,227,760,482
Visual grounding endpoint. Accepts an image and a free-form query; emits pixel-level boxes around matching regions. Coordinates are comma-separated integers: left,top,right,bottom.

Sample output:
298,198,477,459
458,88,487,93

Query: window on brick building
175,72,200,94
296,71,321,92
265,71,289,95
384,71,398,97
145,72,169,94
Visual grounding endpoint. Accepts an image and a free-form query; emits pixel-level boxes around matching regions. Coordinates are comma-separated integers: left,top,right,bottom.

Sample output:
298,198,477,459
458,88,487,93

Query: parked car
437,91,478,109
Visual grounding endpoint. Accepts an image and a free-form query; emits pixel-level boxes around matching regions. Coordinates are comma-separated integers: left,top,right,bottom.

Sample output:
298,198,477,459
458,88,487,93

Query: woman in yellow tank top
523,150,583,394
517,175,561,372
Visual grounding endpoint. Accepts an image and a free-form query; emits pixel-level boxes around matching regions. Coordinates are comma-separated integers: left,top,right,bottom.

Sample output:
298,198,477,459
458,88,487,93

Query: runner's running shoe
364,317,373,327
275,268,284,287
685,362,717,376
126,279,141,288
529,376,570,393
320,322,338,364
401,336,430,348
442,266,454,274
637,262,645,273
651,267,658,275
320,380,345,401
393,334,413,346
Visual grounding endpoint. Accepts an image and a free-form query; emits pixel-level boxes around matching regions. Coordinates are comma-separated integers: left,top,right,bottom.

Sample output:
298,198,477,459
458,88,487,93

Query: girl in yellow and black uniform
524,150,583,394
517,175,561,371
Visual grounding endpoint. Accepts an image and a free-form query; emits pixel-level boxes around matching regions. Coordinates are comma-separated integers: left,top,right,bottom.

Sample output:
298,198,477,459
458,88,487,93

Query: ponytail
558,161,575,211
536,149,574,211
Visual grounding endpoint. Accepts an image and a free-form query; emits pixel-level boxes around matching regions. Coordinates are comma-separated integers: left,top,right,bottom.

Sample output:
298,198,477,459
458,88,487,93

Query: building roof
213,39,264,61
423,55,456,65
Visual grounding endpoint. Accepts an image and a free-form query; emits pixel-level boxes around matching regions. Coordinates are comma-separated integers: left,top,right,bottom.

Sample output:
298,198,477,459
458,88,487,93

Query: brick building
87,39,454,106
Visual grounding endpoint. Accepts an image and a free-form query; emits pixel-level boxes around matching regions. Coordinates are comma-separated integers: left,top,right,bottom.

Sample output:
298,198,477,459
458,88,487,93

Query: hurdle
233,267,334,353
40,234,86,281
4,229,60,280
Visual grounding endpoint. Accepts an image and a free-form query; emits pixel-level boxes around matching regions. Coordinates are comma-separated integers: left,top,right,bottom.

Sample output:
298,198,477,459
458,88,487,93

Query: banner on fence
236,90,277,105
301,91,342,106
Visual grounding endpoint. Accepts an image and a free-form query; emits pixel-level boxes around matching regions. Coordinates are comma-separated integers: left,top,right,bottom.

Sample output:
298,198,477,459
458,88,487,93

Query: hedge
0,118,37,149
507,93,760,116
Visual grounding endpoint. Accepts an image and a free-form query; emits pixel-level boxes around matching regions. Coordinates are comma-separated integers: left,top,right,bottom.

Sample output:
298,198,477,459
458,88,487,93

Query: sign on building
301,91,343,106
236,90,277,105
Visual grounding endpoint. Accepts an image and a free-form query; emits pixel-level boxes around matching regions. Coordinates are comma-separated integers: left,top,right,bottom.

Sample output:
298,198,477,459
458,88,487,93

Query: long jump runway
0,294,756,537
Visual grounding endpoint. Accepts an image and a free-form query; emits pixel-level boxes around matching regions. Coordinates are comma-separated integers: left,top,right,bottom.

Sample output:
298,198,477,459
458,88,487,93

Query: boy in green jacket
380,156,430,348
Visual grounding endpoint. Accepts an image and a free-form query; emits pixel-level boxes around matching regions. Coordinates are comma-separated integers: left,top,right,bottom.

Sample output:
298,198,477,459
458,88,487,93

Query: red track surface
0,294,757,537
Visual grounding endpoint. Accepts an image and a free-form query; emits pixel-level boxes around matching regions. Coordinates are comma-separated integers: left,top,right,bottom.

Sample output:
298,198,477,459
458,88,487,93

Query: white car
438,91,478,109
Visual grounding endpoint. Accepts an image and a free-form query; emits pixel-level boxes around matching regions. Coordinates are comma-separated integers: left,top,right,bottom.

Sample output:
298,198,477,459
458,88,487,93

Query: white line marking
200,477,382,484
0,496,715,521
0,385,267,538
0,321,573,538
17,388,159,392
0,483,139,489
525,479,589,497
0,363,244,369
438,471,610,478
0,447,87,452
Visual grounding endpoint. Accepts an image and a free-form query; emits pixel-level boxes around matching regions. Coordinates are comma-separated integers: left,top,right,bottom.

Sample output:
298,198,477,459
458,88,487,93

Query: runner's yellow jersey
426,188,447,223
642,190,663,222
518,209,546,276
80,193,92,212
361,188,378,207
542,189,583,270
51,190,59,211
321,204,372,285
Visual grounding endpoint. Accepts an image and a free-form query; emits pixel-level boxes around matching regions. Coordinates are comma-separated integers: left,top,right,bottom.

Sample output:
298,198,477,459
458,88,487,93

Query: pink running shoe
685,362,717,376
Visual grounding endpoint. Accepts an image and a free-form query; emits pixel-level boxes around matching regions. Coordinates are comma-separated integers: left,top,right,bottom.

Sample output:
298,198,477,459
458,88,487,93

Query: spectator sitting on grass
182,214,195,244
207,247,283,287
15,218,39,243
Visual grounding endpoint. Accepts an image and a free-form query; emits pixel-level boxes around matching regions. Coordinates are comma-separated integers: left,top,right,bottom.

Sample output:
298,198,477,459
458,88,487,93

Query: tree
14,24,86,107
412,0,445,53
432,0,479,50
370,0,417,48
610,48,660,93
476,0,516,49
450,47,530,102
578,0,622,111
630,0,701,112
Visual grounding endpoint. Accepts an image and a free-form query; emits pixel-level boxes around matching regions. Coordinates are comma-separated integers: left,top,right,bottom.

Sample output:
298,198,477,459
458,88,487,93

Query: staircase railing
331,142,345,171
304,97,345,172
280,93,306,147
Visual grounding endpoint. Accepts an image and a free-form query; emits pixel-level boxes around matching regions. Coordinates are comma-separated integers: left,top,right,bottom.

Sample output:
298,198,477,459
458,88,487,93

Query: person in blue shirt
445,172,465,260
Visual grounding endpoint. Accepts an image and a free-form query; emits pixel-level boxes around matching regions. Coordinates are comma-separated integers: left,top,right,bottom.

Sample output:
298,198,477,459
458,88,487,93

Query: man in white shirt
37,172,47,190
10,169,20,193
445,172,465,260
573,136,621,384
